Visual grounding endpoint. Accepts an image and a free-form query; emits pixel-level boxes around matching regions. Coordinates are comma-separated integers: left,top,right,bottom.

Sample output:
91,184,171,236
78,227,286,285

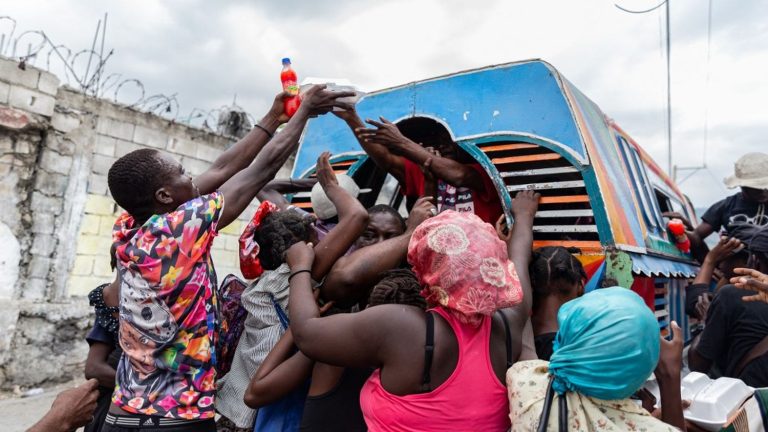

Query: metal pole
666,0,673,177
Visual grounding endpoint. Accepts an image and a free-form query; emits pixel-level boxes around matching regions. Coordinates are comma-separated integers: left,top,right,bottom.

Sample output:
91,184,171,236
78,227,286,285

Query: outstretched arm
287,242,416,367
257,178,317,211
244,329,314,408
357,117,484,190
308,152,369,281
194,92,289,194
334,109,406,184
321,197,435,305
217,86,355,229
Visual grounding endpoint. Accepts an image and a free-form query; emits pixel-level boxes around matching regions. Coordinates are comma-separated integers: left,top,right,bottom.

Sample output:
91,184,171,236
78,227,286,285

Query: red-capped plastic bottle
281,58,301,117
668,218,691,253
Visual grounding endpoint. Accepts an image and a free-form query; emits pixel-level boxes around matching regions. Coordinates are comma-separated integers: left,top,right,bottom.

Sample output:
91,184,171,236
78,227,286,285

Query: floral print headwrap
239,200,279,279
407,210,523,326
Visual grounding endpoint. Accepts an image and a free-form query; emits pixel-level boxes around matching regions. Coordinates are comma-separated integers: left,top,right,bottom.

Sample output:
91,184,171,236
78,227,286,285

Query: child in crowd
215,153,369,430
528,247,586,361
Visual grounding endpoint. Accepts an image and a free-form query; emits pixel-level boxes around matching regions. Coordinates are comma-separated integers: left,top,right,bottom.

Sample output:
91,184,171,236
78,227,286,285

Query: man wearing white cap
685,152,768,260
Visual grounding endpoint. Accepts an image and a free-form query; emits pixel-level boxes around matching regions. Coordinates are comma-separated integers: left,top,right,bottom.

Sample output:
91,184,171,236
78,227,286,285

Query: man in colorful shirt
103,86,354,431
335,109,503,224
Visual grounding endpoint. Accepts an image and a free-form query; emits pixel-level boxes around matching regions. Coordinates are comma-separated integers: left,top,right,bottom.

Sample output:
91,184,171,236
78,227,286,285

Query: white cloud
2,0,766,211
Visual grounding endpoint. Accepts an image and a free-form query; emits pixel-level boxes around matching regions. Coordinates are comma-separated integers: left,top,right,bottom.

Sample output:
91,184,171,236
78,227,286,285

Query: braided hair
254,210,314,271
368,268,426,310
107,149,171,219
529,246,586,298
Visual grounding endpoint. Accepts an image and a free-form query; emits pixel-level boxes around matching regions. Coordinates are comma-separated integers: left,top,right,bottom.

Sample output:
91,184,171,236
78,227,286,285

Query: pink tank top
359,307,510,431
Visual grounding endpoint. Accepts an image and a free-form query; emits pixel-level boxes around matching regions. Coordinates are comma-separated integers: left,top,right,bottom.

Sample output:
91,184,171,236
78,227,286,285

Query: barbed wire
0,15,253,133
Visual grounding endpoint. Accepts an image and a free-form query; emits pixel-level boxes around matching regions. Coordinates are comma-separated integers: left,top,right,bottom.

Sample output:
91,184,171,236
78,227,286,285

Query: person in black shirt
670,153,768,262
528,246,586,361
688,225,768,387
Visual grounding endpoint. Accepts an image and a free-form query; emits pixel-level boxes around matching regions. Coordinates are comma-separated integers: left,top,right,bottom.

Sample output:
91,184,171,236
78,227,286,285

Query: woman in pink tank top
284,192,541,431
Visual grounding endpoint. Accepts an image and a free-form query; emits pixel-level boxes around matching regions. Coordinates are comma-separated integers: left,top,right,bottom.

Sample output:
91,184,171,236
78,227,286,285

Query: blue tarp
630,253,699,278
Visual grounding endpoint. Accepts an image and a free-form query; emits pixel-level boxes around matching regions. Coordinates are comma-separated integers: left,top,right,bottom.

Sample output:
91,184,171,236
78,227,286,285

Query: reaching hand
655,321,683,380
511,190,540,220
332,105,359,123
406,196,436,232
705,236,742,264
32,379,100,432
731,268,768,303
286,241,315,272
300,85,356,117
662,212,693,231
315,152,339,191
267,91,292,124
355,117,412,154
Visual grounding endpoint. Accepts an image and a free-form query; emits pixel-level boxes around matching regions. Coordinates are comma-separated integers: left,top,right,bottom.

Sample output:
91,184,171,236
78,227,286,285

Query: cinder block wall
0,56,284,389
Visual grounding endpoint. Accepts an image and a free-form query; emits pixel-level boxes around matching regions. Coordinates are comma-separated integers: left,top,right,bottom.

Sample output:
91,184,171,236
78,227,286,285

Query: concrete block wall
0,55,280,388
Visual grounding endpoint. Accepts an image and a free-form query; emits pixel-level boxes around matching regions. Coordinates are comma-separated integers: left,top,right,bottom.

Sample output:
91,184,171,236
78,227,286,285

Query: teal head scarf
548,287,660,400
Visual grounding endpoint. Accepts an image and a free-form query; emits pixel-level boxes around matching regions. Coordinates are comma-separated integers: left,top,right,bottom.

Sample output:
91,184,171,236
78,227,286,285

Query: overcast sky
3,0,766,211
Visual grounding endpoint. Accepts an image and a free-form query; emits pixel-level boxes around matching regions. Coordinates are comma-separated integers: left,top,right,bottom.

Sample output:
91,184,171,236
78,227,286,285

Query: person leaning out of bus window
688,224,768,388
665,152,768,262
333,108,503,224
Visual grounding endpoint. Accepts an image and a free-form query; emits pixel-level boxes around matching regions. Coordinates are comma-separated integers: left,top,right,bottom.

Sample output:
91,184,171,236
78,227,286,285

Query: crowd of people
26,87,768,432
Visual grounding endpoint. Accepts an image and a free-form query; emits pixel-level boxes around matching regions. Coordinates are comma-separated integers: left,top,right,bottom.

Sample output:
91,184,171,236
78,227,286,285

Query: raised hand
656,321,683,379
266,91,292,124
731,268,768,303
355,117,412,154
315,152,339,191
406,196,436,232
300,85,356,117
286,241,315,272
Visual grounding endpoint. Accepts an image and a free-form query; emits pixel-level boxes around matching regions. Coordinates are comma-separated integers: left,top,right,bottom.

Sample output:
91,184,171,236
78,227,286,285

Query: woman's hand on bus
731,268,768,303
511,190,540,221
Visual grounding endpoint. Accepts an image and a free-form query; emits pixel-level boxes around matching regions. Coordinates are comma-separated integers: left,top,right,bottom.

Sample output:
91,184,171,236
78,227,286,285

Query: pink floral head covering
407,210,523,326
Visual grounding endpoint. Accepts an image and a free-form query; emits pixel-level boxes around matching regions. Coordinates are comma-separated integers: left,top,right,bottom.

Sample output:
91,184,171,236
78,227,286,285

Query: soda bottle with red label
281,58,301,117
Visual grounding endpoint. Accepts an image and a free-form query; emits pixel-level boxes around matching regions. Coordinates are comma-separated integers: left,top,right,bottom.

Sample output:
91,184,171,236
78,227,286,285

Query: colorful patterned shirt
111,192,224,420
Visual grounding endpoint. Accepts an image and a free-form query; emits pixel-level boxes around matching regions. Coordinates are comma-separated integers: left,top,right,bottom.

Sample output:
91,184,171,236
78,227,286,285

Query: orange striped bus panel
538,195,590,204
535,209,594,218
331,160,356,167
531,240,603,252
479,143,539,152
292,202,313,209
491,153,561,164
